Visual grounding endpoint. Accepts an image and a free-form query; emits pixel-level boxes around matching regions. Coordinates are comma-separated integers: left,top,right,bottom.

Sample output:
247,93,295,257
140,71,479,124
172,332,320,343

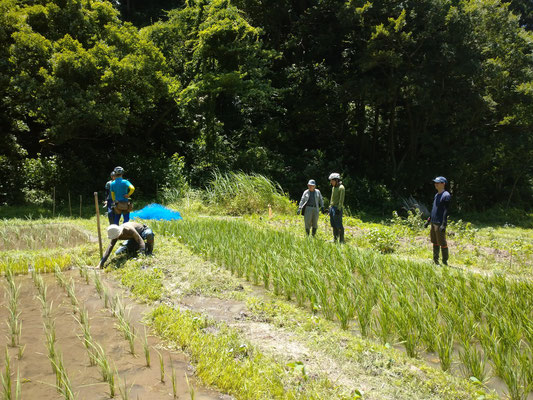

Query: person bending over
98,222,154,268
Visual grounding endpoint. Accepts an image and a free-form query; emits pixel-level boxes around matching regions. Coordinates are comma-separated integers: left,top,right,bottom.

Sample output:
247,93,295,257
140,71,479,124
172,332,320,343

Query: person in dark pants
104,171,116,224
110,166,135,225
328,173,345,243
97,222,155,268
424,176,451,265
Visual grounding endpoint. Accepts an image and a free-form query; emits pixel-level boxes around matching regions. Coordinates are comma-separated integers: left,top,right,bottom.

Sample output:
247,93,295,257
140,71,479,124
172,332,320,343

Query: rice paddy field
1,207,532,399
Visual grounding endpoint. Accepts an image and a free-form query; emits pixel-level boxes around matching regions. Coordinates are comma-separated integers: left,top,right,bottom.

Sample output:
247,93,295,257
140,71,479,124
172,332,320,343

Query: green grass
148,305,353,400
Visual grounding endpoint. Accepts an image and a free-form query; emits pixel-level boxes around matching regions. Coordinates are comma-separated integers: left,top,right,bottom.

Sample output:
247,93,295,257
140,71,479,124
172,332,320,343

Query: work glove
423,218,430,228
296,208,301,215
439,224,446,232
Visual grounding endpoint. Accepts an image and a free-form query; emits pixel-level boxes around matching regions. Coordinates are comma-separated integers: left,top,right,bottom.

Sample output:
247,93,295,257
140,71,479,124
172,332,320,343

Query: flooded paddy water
0,270,230,400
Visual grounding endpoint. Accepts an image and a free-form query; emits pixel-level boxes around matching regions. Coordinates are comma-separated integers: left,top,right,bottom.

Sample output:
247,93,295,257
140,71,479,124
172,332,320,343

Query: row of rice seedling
4,269,22,348
153,218,533,399
0,223,90,251
58,268,123,397
32,271,75,399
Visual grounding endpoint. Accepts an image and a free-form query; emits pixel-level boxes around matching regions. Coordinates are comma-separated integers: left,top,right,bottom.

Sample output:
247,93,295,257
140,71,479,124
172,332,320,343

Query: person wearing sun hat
297,179,325,237
424,176,451,265
97,222,155,268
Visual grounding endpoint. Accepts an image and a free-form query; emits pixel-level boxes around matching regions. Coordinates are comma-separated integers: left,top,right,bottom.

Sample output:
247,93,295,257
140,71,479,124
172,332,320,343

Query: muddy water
0,272,230,400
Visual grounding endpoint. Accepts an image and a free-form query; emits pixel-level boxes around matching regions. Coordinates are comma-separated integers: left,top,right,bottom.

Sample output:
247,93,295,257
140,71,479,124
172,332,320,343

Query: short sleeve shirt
110,177,132,202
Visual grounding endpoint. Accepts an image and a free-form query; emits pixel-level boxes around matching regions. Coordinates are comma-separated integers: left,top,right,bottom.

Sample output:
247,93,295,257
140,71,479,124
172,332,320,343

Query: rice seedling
157,349,165,383
1,347,12,400
4,277,21,348
93,271,104,299
90,341,116,397
74,309,97,366
459,339,487,383
17,345,25,361
54,265,67,289
143,327,151,367
115,307,136,355
170,357,177,399
118,374,131,400
436,325,454,372
185,373,195,400
51,355,76,400
14,369,21,400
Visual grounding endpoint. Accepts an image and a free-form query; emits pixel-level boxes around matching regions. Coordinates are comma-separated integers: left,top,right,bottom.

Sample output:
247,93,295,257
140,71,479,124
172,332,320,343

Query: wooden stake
68,191,72,217
79,195,82,218
94,192,103,259
52,187,56,217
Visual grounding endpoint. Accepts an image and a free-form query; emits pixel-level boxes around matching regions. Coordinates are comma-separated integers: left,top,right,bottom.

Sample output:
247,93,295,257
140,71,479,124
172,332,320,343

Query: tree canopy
1,0,532,212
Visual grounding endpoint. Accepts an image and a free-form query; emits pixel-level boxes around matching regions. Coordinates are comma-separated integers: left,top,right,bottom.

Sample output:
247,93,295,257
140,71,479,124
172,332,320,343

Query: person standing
328,173,345,243
297,179,325,236
104,171,116,224
424,176,451,265
110,166,135,225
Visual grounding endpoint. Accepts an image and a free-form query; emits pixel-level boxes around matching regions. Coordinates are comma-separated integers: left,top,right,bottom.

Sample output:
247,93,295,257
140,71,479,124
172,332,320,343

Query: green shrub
367,227,399,254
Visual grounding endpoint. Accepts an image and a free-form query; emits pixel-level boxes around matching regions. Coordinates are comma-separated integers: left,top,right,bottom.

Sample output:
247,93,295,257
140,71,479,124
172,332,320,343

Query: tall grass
152,218,533,396
205,171,294,215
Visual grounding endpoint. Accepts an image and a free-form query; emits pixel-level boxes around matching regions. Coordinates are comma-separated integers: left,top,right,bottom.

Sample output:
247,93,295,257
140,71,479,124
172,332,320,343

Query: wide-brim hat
107,224,123,240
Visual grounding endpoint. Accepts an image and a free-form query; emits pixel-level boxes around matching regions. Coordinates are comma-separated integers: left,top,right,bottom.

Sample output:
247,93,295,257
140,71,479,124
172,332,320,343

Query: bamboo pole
94,192,103,259
68,191,72,217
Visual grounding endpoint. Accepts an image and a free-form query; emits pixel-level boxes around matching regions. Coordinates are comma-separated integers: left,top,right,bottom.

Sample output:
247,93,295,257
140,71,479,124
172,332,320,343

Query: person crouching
98,222,154,268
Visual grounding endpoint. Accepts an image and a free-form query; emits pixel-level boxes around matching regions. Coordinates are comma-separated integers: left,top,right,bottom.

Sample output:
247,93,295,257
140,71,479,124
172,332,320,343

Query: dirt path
0,273,230,400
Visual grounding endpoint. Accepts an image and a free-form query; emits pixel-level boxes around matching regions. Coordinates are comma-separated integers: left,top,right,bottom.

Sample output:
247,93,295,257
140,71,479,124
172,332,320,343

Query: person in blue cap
297,179,325,236
424,176,451,265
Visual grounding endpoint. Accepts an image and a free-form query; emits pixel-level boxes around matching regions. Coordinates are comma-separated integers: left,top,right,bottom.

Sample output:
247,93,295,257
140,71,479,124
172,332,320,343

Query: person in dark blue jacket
424,176,451,265
104,171,116,224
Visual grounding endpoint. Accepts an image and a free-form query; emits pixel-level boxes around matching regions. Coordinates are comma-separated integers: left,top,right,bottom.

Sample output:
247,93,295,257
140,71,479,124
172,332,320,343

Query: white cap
307,179,316,186
107,224,123,240
328,172,341,180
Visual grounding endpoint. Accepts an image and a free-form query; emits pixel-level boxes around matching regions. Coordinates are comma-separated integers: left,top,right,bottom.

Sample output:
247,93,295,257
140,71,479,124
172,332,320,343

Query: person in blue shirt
104,171,116,224
110,166,135,225
424,176,451,265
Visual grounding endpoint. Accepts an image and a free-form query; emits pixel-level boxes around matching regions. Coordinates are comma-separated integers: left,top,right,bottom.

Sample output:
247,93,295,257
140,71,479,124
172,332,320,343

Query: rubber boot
433,245,440,265
339,228,345,244
333,228,338,242
305,229,310,236
441,247,449,265
312,228,317,237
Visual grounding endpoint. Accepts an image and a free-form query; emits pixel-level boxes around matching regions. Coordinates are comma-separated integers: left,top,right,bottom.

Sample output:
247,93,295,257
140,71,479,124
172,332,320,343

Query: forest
1,0,532,212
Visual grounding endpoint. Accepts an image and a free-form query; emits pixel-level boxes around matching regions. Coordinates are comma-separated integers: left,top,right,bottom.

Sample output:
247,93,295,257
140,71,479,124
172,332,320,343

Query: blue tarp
130,203,183,221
